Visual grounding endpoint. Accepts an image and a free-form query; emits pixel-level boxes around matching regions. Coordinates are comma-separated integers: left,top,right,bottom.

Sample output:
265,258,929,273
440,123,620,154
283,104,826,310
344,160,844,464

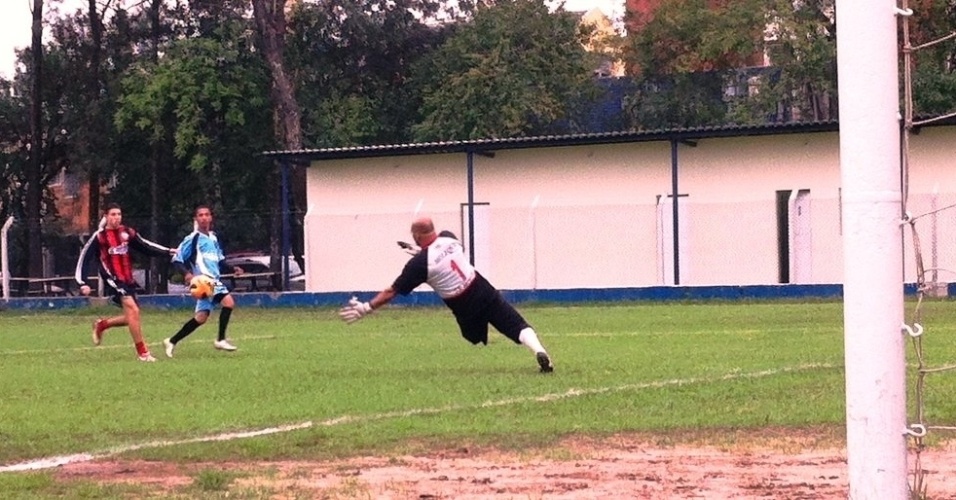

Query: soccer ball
189,275,215,300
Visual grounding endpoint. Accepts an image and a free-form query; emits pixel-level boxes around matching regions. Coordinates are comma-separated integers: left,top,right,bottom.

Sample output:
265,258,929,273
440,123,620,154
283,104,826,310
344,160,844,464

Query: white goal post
836,0,909,497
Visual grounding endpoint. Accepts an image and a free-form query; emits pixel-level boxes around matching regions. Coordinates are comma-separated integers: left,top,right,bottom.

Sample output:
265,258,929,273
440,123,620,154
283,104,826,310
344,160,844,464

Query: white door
656,195,690,285
788,189,812,283
461,204,491,278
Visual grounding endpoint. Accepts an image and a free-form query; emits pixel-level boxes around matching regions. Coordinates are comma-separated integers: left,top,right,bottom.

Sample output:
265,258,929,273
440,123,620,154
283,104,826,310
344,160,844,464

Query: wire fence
0,209,305,298
5,189,956,298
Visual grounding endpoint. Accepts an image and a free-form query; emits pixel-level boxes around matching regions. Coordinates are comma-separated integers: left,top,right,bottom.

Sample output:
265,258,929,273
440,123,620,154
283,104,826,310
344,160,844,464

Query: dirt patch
54,439,956,499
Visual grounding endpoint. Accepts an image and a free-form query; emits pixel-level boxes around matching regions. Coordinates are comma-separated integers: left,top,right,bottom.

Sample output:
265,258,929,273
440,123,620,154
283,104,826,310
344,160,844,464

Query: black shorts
443,273,530,345
106,280,139,307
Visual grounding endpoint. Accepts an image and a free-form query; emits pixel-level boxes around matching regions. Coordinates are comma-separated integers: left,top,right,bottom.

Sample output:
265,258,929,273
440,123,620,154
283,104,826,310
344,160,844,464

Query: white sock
518,327,546,354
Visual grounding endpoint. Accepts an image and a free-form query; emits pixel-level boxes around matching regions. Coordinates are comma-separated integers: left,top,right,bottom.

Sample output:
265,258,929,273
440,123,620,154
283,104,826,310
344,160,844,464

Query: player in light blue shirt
163,204,244,357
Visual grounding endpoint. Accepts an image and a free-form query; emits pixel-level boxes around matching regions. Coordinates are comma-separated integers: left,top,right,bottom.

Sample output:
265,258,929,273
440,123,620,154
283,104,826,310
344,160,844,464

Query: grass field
3,299,956,497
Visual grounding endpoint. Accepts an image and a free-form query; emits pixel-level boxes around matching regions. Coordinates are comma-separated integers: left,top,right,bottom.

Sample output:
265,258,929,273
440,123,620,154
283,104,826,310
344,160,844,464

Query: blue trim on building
502,284,845,303
0,283,936,311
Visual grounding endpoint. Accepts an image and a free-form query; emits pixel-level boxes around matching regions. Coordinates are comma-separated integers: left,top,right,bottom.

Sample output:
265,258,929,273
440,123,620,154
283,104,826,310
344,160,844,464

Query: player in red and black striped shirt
74,203,175,361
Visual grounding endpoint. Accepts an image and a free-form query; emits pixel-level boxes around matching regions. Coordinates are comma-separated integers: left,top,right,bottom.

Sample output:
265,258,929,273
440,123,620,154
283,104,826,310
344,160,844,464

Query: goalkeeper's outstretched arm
338,287,398,324
368,287,398,310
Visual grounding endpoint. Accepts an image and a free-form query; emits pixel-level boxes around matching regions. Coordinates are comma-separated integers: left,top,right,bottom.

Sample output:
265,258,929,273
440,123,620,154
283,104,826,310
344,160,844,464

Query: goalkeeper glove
397,241,420,256
338,297,373,324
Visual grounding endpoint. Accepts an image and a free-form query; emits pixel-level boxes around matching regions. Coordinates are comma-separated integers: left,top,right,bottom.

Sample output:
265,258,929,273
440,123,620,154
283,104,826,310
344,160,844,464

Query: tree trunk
252,0,304,287
148,0,165,293
86,0,103,232
251,0,302,151
26,0,44,280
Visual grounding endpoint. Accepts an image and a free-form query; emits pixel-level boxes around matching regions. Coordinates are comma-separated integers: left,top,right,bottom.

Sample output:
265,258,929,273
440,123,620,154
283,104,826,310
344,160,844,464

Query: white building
264,121,956,294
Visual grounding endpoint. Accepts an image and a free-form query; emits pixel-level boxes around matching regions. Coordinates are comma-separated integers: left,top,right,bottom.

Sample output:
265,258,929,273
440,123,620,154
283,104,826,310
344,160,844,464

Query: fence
4,191,956,299
299,191,956,294
0,209,304,299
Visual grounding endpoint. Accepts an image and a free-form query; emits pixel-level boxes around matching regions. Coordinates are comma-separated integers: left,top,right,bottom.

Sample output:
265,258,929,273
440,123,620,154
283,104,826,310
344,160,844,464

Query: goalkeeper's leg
487,298,553,373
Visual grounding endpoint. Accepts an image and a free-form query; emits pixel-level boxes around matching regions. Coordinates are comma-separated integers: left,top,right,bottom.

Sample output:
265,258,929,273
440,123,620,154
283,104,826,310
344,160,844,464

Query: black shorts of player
106,280,139,307
445,275,529,345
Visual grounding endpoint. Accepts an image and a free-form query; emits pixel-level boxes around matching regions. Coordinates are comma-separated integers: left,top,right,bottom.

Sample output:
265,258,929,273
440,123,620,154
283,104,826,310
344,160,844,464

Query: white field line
0,422,315,472
0,362,836,473
0,330,751,356
558,329,782,337
0,335,278,355
0,329,818,355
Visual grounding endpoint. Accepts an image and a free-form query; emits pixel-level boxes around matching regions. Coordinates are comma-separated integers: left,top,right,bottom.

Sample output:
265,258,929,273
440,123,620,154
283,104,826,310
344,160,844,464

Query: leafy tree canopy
114,36,270,173
411,0,598,141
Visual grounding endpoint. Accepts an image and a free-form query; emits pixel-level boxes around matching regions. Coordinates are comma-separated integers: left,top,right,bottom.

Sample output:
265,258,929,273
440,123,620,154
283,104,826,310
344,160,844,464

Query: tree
0,39,80,282
252,0,301,151
625,72,729,129
622,0,767,128
252,0,304,281
0,78,32,280
741,0,837,123
625,0,765,76
621,0,839,128
907,0,956,118
41,0,120,234
26,0,45,279
287,0,454,147
411,0,598,141
86,0,105,230
115,37,271,200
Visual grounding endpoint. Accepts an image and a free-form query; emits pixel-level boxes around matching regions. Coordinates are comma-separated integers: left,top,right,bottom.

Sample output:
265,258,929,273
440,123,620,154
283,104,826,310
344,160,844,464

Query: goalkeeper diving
339,216,554,373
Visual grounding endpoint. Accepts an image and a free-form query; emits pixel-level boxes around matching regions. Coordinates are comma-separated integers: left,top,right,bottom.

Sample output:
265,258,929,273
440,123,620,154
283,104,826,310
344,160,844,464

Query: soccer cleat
163,338,176,358
213,339,238,351
536,352,554,373
138,352,156,362
91,318,108,346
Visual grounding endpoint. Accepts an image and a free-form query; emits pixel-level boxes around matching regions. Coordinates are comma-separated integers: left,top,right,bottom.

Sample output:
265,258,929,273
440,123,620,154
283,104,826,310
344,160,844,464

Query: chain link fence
0,208,304,298
6,190,956,297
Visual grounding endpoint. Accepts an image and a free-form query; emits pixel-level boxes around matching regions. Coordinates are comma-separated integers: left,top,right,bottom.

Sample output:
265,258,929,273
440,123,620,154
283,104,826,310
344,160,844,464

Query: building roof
261,120,842,163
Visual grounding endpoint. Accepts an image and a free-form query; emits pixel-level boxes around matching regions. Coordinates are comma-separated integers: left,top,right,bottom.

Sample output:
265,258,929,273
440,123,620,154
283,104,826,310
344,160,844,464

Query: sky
0,0,624,79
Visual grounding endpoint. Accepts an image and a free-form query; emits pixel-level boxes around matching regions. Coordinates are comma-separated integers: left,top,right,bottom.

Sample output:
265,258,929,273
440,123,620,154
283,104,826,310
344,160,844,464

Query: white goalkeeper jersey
392,235,476,299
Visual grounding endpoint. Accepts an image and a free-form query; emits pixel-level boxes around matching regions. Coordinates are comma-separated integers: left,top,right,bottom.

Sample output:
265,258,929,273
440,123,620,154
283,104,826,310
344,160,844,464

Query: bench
1,276,96,297
220,272,280,292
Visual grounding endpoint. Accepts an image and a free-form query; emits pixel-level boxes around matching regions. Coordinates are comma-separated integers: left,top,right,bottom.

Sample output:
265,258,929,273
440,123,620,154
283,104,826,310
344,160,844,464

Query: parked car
163,253,305,294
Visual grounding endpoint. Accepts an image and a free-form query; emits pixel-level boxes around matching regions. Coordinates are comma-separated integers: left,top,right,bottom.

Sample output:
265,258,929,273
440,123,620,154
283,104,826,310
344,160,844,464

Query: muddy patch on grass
53,436,956,499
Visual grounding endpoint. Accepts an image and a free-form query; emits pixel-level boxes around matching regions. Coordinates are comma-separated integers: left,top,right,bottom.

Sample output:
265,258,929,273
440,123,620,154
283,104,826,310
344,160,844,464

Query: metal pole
280,161,291,291
837,0,908,496
1,217,13,300
670,140,680,285
530,195,539,290
466,151,476,266
931,184,938,289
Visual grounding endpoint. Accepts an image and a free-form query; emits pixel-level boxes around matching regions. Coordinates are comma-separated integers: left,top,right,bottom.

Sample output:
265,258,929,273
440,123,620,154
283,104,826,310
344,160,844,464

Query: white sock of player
518,327,546,354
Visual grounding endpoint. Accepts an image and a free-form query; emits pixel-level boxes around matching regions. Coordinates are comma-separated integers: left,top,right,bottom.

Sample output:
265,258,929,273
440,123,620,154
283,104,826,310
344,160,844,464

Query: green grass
2,299,956,495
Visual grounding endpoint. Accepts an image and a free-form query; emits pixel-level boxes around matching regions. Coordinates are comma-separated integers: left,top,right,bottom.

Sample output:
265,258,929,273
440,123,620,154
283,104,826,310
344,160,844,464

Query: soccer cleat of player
213,339,238,351
536,352,554,373
163,338,176,358
92,318,108,346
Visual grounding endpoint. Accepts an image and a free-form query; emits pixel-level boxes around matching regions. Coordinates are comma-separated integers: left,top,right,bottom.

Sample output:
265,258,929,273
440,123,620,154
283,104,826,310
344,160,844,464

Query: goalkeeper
163,204,244,358
339,216,554,373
